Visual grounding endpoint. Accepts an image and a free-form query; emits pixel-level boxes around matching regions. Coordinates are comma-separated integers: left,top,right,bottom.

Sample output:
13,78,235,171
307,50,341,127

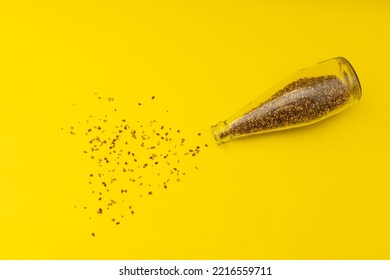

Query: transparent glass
211,57,362,144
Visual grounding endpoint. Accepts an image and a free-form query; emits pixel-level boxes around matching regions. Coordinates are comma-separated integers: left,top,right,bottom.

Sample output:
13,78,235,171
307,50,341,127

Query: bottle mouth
211,121,232,145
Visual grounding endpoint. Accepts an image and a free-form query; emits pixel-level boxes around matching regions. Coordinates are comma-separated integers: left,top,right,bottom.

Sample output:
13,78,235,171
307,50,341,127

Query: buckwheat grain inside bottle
211,57,362,144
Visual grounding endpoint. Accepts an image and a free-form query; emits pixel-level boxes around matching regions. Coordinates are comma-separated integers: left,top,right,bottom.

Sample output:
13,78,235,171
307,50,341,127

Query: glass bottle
211,57,362,144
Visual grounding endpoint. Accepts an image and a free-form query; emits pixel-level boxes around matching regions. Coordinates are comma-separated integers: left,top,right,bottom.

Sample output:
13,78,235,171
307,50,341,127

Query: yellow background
1,0,389,259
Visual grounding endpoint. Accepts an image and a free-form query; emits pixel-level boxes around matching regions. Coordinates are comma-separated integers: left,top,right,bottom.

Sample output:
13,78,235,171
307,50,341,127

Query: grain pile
230,75,350,136
65,93,207,236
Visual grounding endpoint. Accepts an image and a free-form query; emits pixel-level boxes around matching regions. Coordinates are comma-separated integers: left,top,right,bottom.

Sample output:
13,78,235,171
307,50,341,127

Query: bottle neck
211,121,232,145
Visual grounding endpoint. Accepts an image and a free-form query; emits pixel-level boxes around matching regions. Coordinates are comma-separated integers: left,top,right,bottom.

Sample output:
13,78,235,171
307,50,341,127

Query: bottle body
211,57,362,144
